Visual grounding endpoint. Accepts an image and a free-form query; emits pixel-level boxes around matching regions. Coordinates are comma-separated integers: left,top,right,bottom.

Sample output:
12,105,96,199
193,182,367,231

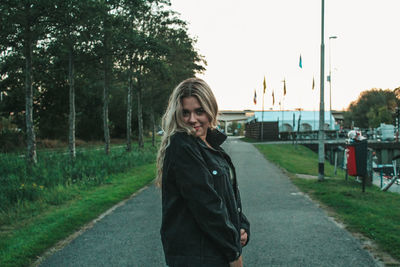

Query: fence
245,121,279,141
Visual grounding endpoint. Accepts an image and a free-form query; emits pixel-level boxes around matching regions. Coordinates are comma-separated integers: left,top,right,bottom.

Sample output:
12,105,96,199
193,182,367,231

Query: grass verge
0,143,156,211
0,163,156,267
238,137,259,143
255,144,400,263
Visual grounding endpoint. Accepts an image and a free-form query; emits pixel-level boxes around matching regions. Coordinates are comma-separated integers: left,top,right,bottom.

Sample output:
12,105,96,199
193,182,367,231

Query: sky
169,0,400,111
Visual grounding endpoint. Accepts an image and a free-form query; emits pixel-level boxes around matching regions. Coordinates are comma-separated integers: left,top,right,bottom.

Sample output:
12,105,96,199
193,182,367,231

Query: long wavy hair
155,78,219,187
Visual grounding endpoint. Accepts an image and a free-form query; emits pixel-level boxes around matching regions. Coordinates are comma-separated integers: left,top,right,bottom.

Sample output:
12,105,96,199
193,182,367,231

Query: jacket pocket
208,166,228,194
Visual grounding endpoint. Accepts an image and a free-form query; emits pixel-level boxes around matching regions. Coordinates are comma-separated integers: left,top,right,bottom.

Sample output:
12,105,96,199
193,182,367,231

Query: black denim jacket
160,129,250,266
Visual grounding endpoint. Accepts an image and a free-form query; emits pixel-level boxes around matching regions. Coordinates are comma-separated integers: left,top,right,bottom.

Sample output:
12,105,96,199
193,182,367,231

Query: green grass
0,163,156,267
255,144,400,262
238,137,259,143
0,143,157,211
255,144,347,178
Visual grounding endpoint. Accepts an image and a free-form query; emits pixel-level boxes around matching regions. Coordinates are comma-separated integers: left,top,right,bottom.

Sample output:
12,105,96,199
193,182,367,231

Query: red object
347,146,357,176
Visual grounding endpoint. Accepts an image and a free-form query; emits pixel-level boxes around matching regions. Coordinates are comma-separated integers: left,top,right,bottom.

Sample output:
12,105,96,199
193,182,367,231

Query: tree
49,0,92,159
344,88,399,129
367,106,393,128
395,86,400,99
0,0,205,152
101,1,113,155
0,0,52,164
115,0,151,151
133,5,205,148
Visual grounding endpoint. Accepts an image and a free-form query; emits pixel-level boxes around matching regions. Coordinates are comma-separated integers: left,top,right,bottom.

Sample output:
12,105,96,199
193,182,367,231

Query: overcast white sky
169,0,400,111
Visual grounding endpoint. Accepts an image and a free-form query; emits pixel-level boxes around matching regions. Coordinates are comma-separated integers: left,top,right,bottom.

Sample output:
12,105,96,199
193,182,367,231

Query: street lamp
328,35,337,130
318,0,325,181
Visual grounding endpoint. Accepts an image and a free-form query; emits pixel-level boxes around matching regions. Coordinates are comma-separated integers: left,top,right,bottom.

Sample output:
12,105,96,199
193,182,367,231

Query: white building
218,110,254,133
247,110,338,132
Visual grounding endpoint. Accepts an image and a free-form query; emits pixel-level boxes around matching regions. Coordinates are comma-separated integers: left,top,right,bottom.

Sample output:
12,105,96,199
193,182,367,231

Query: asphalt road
39,137,380,267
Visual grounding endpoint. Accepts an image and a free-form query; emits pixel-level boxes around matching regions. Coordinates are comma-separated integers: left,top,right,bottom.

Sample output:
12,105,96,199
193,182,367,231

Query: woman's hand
229,255,242,267
240,229,248,246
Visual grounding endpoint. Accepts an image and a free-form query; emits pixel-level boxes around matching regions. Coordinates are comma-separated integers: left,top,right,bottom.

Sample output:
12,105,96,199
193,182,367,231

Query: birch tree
51,0,87,159
0,0,51,164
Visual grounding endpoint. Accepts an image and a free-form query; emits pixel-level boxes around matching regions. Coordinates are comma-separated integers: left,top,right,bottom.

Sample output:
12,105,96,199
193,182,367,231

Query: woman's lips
194,126,200,131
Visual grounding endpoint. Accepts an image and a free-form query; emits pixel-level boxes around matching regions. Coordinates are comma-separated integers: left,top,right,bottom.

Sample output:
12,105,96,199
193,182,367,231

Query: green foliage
256,143,400,262
0,0,205,142
0,146,156,211
0,163,156,267
367,105,393,128
344,88,399,128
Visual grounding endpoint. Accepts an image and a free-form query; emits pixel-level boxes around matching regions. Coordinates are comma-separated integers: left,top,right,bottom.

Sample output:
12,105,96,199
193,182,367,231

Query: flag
283,79,286,96
312,77,315,90
253,90,257,105
272,90,275,105
263,76,266,94
299,54,302,68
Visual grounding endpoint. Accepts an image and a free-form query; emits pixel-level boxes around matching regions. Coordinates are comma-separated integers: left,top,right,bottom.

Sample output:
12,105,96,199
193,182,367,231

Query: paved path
40,138,380,267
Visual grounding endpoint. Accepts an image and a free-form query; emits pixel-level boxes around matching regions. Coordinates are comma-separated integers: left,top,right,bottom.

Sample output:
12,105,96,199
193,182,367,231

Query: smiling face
181,96,210,141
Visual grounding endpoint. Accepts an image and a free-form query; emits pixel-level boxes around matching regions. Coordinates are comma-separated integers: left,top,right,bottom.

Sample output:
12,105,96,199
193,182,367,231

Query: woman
156,78,250,267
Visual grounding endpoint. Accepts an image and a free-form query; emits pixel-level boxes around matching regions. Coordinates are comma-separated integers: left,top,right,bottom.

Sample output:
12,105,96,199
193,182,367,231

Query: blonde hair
155,78,219,187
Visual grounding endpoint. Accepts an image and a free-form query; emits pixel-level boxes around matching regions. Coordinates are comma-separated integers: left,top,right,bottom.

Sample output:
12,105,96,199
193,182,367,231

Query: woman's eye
182,110,189,116
196,109,204,115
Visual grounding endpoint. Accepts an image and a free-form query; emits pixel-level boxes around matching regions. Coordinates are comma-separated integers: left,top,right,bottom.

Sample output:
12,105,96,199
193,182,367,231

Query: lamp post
318,0,325,181
328,35,337,130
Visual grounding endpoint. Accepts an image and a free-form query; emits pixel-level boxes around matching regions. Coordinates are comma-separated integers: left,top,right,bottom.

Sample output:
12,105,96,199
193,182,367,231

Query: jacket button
238,207,241,212
212,170,218,175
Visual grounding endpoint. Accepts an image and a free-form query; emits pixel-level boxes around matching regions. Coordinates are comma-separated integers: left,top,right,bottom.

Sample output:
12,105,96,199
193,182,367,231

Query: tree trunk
150,107,155,147
126,59,133,152
103,59,110,155
24,24,37,165
137,84,144,149
68,46,76,159
103,18,111,155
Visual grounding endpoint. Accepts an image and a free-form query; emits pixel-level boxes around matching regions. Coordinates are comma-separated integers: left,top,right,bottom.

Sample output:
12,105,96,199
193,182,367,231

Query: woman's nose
189,112,196,123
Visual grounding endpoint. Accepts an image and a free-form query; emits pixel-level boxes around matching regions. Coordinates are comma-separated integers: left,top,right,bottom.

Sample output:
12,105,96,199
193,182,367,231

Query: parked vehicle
376,123,395,141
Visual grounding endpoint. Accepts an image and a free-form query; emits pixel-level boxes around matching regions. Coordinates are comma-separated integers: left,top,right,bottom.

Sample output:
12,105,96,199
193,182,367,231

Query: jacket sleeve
172,141,241,262
240,212,250,246
236,184,250,247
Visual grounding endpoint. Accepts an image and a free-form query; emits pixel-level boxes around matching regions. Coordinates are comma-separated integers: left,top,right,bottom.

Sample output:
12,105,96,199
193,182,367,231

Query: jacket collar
205,128,227,148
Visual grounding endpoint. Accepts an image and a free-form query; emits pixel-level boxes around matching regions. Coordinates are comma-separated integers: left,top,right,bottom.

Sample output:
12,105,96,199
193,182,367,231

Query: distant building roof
219,110,254,122
331,111,344,121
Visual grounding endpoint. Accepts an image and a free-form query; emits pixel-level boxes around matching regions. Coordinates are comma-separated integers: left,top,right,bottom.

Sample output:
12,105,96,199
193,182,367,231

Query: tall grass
0,146,156,212
0,163,157,267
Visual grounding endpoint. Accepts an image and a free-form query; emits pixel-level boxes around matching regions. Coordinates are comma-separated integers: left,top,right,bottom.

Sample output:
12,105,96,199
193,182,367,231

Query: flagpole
318,0,325,181
261,77,266,141
261,89,264,141
279,99,282,131
314,99,316,134
282,100,284,131
313,77,316,135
